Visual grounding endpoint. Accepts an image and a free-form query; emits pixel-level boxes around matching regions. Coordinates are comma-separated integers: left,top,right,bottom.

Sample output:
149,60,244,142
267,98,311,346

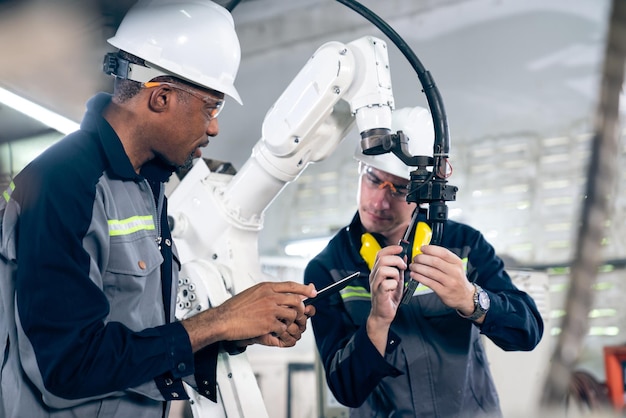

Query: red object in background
603,346,626,410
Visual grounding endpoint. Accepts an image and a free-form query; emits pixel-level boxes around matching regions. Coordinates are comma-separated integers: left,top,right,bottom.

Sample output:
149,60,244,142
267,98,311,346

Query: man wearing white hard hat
304,106,543,417
0,1,315,417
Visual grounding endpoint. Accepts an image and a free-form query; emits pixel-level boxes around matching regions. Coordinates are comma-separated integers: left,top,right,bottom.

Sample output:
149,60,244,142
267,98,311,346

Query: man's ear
147,85,172,113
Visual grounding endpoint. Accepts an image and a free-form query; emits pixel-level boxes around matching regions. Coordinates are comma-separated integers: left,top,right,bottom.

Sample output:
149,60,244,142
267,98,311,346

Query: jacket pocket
107,234,162,277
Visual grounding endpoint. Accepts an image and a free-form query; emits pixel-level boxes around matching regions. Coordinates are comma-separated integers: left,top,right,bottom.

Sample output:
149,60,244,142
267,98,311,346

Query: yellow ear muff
360,222,432,270
360,232,382,271
411,221,432,260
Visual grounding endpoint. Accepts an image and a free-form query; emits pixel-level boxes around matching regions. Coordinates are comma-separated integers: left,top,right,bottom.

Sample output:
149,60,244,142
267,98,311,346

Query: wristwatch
457,283,490,321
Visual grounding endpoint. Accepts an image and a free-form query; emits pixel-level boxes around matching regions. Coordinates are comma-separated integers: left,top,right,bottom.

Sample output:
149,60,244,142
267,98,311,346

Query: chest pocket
106,214,161,276
107,234,162,277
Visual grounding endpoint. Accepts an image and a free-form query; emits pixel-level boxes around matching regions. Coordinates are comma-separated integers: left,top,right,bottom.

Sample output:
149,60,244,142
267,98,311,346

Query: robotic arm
166,35,394,418
258,35,394,184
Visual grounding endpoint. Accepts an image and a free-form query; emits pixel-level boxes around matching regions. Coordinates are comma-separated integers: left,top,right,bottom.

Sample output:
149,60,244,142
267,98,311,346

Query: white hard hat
354,106,434,179
108,0,242,104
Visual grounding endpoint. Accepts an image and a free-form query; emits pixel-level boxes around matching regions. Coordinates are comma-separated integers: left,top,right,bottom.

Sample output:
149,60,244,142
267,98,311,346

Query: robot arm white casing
258,35,395,182
166,35,395,418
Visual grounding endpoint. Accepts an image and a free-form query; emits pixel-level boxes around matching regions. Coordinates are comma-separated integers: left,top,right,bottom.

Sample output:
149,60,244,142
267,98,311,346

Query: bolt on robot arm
166,35,395,418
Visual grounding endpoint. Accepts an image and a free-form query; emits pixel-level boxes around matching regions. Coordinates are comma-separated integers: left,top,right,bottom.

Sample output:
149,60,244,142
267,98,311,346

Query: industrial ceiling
0,0,611,145
0,0,615,258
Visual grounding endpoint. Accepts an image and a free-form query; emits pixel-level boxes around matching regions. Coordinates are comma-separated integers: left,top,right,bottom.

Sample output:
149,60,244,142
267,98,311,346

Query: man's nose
207,118,219,137
371,187,392,209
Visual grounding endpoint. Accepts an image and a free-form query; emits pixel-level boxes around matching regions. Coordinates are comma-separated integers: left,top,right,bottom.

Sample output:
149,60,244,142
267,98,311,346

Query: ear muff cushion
360,232,382,271
412,221,432,260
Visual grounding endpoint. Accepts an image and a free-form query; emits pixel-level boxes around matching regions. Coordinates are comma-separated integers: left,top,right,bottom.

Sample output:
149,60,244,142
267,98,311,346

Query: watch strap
457,283,488,321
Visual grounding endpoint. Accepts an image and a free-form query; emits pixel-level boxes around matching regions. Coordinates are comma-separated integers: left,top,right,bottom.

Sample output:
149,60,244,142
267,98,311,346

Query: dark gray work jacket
0,93,218,418
305,212,544,417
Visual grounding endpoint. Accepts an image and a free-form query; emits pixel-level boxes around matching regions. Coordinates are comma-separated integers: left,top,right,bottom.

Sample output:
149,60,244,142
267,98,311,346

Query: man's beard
177,152,195,171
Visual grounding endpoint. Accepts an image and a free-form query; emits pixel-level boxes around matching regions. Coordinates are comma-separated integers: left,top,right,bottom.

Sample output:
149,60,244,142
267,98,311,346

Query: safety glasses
143,81,224,120
361,165,409,200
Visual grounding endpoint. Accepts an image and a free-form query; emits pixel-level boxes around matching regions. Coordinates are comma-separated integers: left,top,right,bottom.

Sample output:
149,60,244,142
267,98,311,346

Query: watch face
478,291,490,310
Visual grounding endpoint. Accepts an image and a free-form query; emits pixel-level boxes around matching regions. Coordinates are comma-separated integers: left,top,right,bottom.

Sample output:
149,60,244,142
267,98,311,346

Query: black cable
225,0,243,12
229,0,455,244
229,0,449,162
334,0,449,157
333,0,456,246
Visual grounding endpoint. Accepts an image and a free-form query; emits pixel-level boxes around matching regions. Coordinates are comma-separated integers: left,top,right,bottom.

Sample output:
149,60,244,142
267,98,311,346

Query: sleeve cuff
152,322,196,401
193,343,220,402
158,322,195,379
354,327,403,378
